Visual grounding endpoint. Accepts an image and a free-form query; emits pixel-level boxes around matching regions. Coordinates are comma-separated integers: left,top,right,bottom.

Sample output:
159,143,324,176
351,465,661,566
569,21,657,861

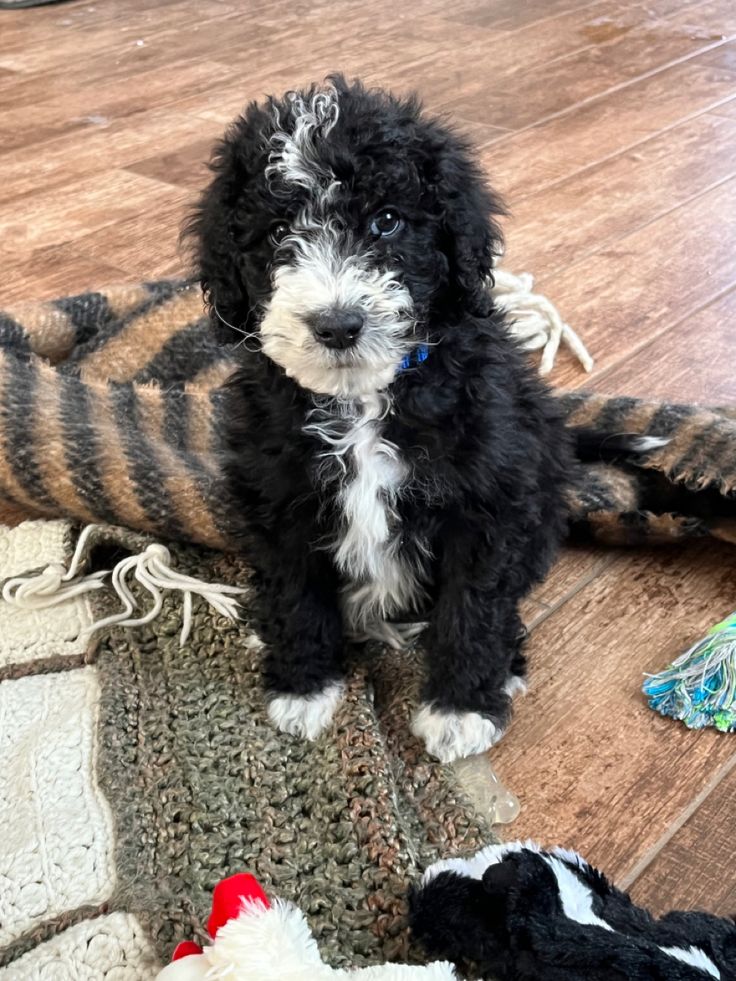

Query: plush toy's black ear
184,126,254,346
436,137,506,318
482,851,562,919
408,871,509,971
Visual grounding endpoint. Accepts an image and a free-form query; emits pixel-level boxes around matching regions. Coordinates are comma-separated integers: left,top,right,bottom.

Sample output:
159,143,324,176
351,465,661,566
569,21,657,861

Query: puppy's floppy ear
436,136,506,317
184,126,254,345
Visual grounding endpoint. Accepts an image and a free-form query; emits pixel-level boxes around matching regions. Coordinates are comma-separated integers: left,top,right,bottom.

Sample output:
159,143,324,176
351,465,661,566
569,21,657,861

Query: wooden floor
2,0,735,918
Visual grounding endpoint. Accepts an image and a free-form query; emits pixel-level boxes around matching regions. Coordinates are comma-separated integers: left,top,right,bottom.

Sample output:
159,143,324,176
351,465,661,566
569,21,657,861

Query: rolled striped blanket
0,278,734,550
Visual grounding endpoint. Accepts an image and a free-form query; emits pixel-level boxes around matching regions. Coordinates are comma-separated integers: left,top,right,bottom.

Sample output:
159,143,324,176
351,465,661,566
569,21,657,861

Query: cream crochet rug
0,521,149,977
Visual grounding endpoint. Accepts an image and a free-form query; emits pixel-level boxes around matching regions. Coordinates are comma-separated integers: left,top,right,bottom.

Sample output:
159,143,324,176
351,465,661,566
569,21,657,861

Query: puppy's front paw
267,682,345,740
502,673,528,698
411,704,503,763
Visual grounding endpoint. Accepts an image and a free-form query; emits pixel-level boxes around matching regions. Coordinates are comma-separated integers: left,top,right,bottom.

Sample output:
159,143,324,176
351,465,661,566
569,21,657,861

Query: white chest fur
305,393,428,641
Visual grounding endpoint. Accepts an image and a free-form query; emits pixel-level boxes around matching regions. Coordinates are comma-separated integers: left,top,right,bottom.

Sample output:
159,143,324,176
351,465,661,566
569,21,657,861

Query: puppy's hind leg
503,642,529,699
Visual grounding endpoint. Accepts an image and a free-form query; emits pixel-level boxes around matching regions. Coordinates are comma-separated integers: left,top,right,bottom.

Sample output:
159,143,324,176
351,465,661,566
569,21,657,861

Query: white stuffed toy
156,873,457,980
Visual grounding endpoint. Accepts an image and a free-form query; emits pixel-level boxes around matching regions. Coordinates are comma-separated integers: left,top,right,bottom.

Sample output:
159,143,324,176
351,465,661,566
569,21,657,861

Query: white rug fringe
2,524,245,646
491,267,594,375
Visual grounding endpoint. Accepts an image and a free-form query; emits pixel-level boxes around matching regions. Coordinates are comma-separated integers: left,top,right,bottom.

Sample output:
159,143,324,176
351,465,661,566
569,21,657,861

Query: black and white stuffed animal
410,842,736,980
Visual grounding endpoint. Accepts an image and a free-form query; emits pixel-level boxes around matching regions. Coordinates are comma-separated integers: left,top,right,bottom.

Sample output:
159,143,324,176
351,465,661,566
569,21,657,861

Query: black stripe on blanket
133,322,226,386
62,281,190,363
205,386,246,539
645,402,697,438
58,373,122,526
588,395,640,432
1,358,59,509
54,292,117,347
161,384,235,541
162,383,188,454
109,381,186,541
0,315,32,356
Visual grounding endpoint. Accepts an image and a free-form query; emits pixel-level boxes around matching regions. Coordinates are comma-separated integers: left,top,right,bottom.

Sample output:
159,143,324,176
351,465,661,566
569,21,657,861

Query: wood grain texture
627,761,736,915
0,113,224,205
0,170,192,252
529,547,618,612
1,0,735,906
444,2,734,129
491,541,736,893
480,52,736,197
591,287,736,404
71,195,197,280
0,245,130,304
504,113,736,279
0,59,240,152
537,177,736,389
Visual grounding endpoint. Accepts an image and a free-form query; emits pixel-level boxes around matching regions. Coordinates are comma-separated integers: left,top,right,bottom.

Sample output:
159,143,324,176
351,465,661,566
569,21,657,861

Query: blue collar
399,344,430,372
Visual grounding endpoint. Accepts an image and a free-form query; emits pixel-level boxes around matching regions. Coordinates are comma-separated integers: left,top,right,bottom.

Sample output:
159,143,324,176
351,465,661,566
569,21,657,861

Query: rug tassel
490,267,594,375
1,524,245,645
643,611,736,732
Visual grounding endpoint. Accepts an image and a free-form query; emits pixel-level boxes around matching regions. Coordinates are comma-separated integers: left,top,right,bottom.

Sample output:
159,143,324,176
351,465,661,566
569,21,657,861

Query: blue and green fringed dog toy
644,610,736,732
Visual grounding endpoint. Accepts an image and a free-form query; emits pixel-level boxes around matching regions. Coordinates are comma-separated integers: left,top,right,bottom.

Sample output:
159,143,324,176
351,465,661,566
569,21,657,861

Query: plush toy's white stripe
660,945,720,978
421,839,541,884
542,855,612,932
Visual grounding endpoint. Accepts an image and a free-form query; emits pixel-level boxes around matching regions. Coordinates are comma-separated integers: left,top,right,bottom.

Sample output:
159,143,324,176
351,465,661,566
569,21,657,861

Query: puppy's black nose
308,308,364,350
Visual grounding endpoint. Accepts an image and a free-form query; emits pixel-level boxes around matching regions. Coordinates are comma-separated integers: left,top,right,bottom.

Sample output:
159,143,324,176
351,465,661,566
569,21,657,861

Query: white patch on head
260,85,416,398
660,945,720,978
306,393,430,634
502,674,528,698
260,224,416,398
266,682,344,740
411,704,502,763
266,86,340,198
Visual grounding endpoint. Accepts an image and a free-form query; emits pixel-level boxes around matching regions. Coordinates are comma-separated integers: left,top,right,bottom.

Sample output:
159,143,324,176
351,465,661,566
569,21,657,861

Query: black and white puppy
189,75,573,762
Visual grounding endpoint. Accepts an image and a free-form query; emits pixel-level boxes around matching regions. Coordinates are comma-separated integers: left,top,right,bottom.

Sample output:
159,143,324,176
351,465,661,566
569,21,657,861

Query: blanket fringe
491,267,594,374
643,610,736,732
2,524,245,646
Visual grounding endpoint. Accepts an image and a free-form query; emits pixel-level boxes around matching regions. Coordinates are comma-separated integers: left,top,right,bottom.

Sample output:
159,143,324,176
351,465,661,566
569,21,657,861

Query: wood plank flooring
1,0,734,918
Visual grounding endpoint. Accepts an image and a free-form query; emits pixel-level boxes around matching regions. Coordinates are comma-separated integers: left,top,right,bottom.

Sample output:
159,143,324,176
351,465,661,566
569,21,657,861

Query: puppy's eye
370,208,404,238
269,221,290,245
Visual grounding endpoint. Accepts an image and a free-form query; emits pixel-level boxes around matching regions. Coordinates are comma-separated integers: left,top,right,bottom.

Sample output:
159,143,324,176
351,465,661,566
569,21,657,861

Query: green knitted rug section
90,530,495,971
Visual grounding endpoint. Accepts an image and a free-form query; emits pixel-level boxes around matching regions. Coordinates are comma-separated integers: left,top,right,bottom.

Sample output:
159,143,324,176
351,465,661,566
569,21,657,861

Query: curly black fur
410,845,736,979
187,75,574,758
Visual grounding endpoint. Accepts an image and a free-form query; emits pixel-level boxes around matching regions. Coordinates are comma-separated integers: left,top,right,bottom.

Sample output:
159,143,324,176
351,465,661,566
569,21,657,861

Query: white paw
503,674,528,698
267,682,345,740
411,704,503,763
